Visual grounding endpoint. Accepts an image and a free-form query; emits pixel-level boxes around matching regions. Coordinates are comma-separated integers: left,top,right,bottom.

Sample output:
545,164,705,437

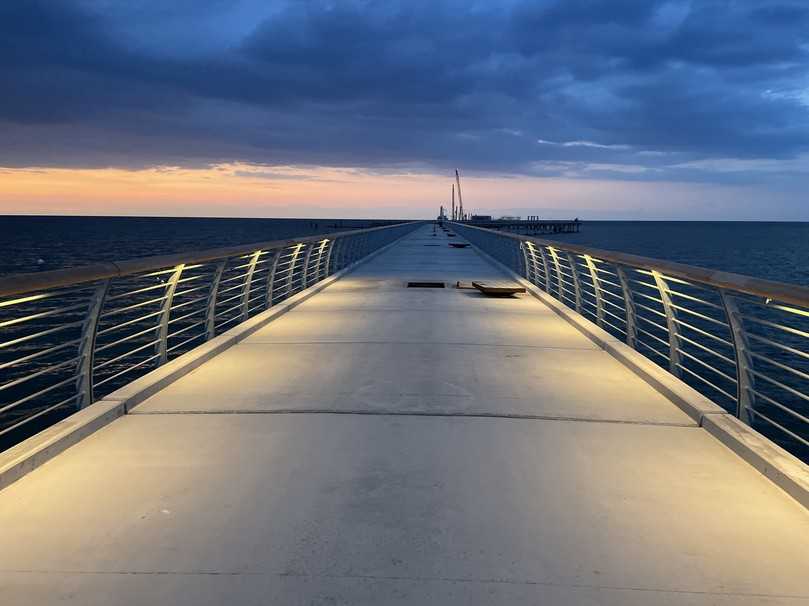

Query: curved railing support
76,280,110,409
286,244,304,298
156,264,185,365
449,220,808,460
652,270,683,378
583,254,605,329
326,238,348,276
265,251,282,307
721,291,756,424
520,243,532,284
205,260,227,340
300,243,315,289
0,221,422,448
536,244,551,291
323,239,336,278
616,266,638,349
566,252,583,314
547,246,565,302
240,251,262,322
313,239,329,283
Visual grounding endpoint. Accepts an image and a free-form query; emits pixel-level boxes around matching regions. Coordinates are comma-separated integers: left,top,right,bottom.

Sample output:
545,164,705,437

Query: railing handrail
450,222,809,308
0,220,423,451
0,221,423,298
451,220,808,462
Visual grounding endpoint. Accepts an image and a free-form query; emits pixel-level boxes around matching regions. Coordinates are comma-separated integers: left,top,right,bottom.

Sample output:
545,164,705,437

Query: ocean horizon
2,216,806,287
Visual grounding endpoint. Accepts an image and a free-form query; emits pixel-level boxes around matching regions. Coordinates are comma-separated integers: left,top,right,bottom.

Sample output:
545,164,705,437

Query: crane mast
455,169,464,221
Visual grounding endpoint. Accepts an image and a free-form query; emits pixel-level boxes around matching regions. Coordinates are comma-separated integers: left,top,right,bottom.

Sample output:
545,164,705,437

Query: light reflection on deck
1,225,807,605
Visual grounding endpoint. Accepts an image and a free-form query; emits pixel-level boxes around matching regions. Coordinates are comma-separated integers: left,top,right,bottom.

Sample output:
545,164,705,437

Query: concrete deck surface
1,225,807,605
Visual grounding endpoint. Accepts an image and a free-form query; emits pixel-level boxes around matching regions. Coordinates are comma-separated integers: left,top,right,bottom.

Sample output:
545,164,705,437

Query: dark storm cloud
1,0,808,179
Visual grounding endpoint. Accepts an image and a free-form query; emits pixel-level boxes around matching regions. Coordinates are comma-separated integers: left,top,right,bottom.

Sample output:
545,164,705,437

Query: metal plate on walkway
406,281,446,288
472,280,526,296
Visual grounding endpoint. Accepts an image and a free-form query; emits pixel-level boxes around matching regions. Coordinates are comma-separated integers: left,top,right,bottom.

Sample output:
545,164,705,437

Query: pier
1,222,808,605
458,218,581,235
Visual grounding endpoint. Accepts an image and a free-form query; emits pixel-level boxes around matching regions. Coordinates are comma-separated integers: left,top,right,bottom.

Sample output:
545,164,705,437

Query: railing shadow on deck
0,222,423,451
451,221,809,463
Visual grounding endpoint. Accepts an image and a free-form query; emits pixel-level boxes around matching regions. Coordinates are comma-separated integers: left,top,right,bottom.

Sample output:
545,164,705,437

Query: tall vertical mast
455,169,464,220
451,183,456,220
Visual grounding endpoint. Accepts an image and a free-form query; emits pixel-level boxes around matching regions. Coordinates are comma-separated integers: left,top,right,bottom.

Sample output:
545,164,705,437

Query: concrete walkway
1,225,807,605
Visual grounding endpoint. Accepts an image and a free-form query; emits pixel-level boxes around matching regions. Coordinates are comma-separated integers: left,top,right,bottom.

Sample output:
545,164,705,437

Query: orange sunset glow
0,1,807,220
0,163,793,220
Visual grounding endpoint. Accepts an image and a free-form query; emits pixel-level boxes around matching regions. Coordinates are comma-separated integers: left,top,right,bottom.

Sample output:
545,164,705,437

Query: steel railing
0,221,422,450
451,222,809,462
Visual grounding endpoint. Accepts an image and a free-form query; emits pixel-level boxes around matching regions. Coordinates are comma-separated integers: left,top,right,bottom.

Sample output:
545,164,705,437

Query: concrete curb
0,400,124,492
503,269,726,424
106,268,349,411
470,241,809,510
0,232,411,492
702,414,809,510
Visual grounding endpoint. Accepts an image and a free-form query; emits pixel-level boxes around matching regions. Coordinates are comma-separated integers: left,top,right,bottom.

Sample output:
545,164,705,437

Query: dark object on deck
448,243,470,248
407,281,446,288
472,281,526,296
447,233,456,237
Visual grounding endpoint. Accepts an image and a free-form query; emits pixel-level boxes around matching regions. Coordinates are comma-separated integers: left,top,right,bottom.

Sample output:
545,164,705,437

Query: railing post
520,242,534,283
286,243,304,297
311,240,324,283
547,247,566,302
156,264,184,365
536,245,551,292
512,240,523,275
323,238,336,277
565,252,583,314
652,271,682,377
584,255,605,328
265,250,282,308
300,243,315,289
314,239,330,281
75,279,110,409
334,237,347,270
616,266,638,349
720,291,756,424
240,251,262,321
205,260,227,340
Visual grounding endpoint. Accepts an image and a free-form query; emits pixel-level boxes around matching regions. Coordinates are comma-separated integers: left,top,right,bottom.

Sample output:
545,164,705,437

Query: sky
1,0,808,220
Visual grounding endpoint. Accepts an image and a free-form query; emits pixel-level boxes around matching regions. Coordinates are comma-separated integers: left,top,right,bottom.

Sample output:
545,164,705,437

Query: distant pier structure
459,215,582,235
441,169,581,234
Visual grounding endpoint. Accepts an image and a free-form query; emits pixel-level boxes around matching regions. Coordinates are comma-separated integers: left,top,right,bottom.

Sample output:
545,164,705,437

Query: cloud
0,0,807,200
670,153,809,174
538,139,633,150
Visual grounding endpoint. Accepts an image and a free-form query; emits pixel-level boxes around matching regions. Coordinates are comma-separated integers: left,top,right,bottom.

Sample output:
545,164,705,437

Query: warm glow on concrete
1,226,807,605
